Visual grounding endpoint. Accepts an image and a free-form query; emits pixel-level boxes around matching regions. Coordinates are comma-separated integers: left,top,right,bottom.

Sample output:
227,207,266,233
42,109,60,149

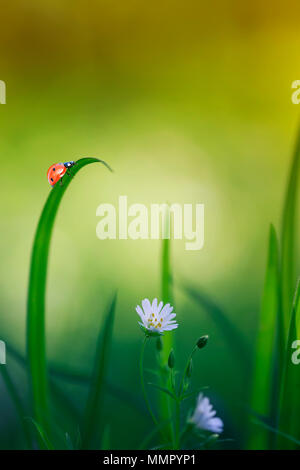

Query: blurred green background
1,0,300,449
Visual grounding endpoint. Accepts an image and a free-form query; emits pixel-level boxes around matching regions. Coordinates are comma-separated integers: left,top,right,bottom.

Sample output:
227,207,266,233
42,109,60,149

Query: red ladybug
47,161,75,186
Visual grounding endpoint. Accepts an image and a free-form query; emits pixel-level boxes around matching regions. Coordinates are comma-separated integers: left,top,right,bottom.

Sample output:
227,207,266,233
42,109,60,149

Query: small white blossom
136,298,178,336
190,393,223,434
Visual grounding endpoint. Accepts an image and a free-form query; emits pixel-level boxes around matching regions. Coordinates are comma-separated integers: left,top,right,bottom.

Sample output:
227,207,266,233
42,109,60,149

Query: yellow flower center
148,313,163,329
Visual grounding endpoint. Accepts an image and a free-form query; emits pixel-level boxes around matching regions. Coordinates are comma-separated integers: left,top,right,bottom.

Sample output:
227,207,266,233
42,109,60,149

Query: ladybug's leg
66,169,74,178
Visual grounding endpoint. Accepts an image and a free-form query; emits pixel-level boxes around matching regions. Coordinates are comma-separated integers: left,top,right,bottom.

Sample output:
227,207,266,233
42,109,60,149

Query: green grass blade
159,208,174,440
65,432,74,450
6,342,144,415
182,284,250,368
161,213,173,362
100,425,111,450
249,225,281,449
281,125,300,334
251,418,300,447
27,158,112,444
49,381,81,422
82,293,117,449
26,417,55,450
277,280,300,449
0,366,33,449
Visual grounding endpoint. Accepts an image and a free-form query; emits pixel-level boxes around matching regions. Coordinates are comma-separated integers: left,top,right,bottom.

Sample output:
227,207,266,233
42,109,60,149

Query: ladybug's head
64,161,75,169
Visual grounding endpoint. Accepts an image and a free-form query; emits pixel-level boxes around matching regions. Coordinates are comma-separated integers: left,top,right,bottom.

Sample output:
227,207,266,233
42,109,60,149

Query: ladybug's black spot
53,167,55,171
51,178,54,182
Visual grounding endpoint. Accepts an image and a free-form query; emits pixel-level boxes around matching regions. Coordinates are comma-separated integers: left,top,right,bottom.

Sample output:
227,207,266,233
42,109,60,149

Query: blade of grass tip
182,283,250,369
281,123,300,335
26,417,55,450
0,366,33,449
249,225,281,449
277,280,300,449
82,293,117,449
65,432,74,450
27,158,112,446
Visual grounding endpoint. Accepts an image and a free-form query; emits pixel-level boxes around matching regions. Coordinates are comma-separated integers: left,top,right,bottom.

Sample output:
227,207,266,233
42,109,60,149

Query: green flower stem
140,336,159,427
179,422,194,446
178,347,197,397
175,399,180,450
168,368,176,448
170,368,176,393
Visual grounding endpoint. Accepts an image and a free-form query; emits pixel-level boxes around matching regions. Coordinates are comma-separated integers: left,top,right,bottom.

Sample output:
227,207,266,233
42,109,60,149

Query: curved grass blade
182,284,250,368
277,280,300,449
249,225,282,449
27,158,112,444
281,124,300,334
0,367,33,449
82,293,117,449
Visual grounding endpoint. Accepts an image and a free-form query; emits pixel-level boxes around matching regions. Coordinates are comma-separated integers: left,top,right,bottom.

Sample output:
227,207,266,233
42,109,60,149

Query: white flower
190,393,224,434
136,298,178,335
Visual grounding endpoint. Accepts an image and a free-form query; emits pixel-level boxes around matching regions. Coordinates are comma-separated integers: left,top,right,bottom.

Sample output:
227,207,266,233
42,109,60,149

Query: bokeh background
1,0,300,449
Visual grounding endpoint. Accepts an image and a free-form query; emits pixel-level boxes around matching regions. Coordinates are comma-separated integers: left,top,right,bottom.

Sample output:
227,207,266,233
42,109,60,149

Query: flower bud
196,335,209,349
168,349,175,369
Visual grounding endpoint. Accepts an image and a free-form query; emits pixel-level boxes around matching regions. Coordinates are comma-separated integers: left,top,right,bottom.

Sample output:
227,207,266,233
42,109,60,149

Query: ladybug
47,161,75,186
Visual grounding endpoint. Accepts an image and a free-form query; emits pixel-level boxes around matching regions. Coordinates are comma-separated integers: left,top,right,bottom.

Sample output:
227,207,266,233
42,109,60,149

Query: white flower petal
164,313,177,322
151,298,158,313
136,305,145,320
163,324,178,331
191,394,223,434
207,417,223,433
160,303,172,318
136,298,178,335
142,298,152,315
